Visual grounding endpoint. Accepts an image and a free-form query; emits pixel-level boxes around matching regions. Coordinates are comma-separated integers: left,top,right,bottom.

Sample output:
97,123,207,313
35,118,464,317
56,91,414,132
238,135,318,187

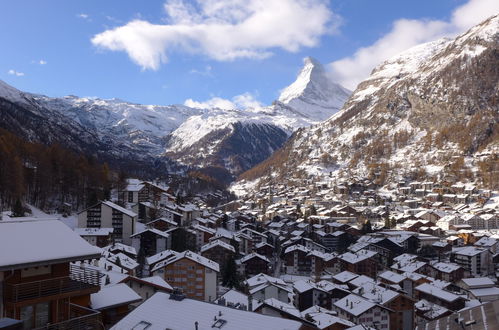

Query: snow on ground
1,204,78,229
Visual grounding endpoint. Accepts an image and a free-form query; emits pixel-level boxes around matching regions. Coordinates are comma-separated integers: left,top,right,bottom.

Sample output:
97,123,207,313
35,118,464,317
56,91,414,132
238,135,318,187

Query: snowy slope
236,14,499,189
0,57,350,180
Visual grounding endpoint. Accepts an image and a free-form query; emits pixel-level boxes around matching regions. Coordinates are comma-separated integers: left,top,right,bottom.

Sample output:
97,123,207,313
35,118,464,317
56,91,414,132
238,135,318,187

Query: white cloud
78,13,89,19
39,60,47,65
184,92,262,110
329,0,499,90
8,69,25,77
189,65,213,76
91,0,336,70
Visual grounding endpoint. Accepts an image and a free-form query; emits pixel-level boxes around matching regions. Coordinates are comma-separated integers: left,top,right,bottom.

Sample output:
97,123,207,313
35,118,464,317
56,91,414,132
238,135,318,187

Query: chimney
248,294,253,311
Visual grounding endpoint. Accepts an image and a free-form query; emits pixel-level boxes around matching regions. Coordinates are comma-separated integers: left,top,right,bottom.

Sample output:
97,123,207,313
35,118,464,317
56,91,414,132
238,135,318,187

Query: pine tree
222,256,240,289
12,198,25,217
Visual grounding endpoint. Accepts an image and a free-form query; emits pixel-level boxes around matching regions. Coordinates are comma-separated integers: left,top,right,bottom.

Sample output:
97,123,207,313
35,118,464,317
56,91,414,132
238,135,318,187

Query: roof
415,283,464,302
245,273,287,288
102,201,137,218
91,283,142,310
332,271,359,283
260,298,301,318
339,250,377,264
469,287,499,298
215,289,261,311
111,292,303,330
0,220,101,271
200,240,235,253
74,227,114,236
239,253,270,264
378,270,406,284
130,228,169,238
461,277,495,289
333,294,377,316
151,250,220,273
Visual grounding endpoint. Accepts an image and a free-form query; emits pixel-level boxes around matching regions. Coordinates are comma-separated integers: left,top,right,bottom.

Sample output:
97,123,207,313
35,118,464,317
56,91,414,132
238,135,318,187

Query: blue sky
0,0,496,108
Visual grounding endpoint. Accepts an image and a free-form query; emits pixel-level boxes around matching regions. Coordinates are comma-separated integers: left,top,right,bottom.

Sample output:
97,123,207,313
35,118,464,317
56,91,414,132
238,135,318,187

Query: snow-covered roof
461,277,495,289
151,250,220,273
245,273,287,288
415,283,464,302
104,243,137,256
469,287,499,298
111,292,303,330
378,270,406,284
74,227,114,236
333,294,377,316
130,228,169,238
239,252,270,264
200,240,235,253
146,250,178,266
332,271,359,283
0,220,101,270
261,298,301,318
431,262,461,273
215,289,261,311
102,201,137,218
452,246,486,256
339,250,377,264
91,283,142,310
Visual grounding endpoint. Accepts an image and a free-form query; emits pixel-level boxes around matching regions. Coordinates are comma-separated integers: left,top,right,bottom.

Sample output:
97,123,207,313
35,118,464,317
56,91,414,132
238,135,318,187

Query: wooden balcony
3,265,100,304
34,303,102,330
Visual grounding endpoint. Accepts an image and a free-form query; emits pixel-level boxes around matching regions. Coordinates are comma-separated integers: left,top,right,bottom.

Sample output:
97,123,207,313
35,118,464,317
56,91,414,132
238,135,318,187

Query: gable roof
0,220,101,271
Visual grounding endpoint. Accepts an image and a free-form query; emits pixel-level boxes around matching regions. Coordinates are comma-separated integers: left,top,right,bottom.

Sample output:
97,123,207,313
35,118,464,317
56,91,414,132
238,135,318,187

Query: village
1,176,499,330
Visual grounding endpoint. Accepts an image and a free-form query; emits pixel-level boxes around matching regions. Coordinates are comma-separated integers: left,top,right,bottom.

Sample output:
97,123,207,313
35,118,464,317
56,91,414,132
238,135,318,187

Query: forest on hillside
0,128,115,213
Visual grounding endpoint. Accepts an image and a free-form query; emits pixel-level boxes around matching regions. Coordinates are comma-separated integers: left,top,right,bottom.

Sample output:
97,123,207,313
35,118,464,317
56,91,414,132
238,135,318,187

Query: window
128,192,134,203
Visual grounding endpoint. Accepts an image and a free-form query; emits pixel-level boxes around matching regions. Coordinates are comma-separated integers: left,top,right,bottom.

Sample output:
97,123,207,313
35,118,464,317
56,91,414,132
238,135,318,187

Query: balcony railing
4,265,100,303
34,303,102,330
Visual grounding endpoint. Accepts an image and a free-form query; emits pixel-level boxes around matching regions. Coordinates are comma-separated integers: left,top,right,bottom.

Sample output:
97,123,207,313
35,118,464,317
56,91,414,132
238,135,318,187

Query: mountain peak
277,57,351,121
278,57,325,104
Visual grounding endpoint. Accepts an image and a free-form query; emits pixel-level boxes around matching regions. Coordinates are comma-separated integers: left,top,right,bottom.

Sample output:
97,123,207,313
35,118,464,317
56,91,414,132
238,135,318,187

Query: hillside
238,14,499,191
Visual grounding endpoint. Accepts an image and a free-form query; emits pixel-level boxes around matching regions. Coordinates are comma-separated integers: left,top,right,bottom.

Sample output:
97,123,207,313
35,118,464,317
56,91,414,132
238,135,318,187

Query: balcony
4,265,100,304
34,303,102,330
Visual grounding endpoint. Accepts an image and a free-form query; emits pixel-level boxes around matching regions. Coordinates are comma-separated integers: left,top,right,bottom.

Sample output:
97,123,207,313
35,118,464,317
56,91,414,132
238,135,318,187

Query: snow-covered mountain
277,57,351,121
237,14,499,190
0,57,350,183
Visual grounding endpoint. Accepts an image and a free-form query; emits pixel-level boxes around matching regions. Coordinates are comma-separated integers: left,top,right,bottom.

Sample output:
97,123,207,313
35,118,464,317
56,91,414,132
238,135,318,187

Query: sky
0,0,497,109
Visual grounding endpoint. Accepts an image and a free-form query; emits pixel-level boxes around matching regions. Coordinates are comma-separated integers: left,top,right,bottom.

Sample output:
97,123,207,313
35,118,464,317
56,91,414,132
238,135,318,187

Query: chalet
244,274,291,303
90,283,141,327
429,262,464,282
338,250,378,278
293,280,331,311
130,228,170,257
284,245,312,275
118,179,171,205
119,275,173,305
200,240,236,273
332,294,391,329
239,253,271,276
146,217,177,231
352,282,414,330
0,220,101,329
78,200,137,245
74,227,114,247
151,250,219,302
414,283,466,311
254,242,275,259
299,305,355,329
